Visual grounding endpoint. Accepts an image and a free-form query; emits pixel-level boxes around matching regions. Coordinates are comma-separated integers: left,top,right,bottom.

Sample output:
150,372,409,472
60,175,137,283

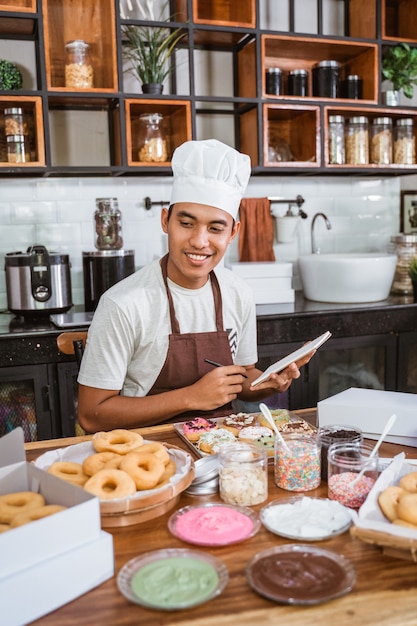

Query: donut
393,518,417,530
0,523,10,533
378,486,405,521
120,452,165,490
155,458,177,487
221,412,256,436
84,468,137,500
47,461,89,486
136,442,170,466
0,491,45,524
92,429,144,455
198,428,237,454
10,505,67,528
182,418,218,442
252,434,275,457
257,408,291,430
82,451,123,476
399,471,417,493
397,493,417,525
238,426,272,442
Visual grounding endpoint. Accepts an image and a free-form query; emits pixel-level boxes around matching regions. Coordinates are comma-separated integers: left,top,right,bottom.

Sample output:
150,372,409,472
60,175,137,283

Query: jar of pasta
394,118,415,165
328,114,345,164
345,116,369,165
4,107,27,136
137,113,168,163
65,40,94,89
6,134,30,163
370,117,392,164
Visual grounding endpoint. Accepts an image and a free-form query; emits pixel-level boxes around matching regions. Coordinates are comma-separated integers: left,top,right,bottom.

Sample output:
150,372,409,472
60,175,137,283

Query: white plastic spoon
349,413,397,487
259,403,291,453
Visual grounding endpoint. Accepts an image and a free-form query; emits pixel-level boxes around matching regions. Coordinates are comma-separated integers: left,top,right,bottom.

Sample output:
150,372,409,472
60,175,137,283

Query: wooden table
25,410,417,626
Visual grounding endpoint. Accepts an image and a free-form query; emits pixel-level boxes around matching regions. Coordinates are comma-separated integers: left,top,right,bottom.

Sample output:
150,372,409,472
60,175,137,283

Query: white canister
275,216,300,243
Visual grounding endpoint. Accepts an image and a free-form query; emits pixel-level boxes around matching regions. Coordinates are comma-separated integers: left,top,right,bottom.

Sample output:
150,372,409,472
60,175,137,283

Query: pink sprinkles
328,471,376,508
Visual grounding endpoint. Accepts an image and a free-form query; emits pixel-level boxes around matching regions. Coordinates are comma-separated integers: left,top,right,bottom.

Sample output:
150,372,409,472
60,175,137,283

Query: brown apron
147,254,234,420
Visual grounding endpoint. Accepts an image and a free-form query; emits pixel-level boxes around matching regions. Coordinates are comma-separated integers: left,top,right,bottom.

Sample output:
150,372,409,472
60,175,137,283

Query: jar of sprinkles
327,441,379,508
274,433,321,491
319,424,362,481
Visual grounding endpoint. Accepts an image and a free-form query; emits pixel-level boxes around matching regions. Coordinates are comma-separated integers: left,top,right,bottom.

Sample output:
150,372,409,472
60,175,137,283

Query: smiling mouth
186,253,211,261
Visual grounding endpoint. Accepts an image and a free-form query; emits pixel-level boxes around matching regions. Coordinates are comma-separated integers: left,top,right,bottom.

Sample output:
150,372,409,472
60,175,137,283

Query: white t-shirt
78,259,258,396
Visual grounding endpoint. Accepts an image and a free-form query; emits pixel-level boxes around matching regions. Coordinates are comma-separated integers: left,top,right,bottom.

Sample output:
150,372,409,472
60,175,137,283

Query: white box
229,262,295,304
318,387,417,447
0,428,114,626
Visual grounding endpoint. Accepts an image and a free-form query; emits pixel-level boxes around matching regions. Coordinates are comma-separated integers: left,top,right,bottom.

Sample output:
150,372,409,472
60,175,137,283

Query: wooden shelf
174,0,256,28
382,0,417,42
0,0,35,11
0,95,45,167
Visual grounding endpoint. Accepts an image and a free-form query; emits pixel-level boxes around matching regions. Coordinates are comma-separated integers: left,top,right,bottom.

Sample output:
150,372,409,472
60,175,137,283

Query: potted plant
408,256,417,302
381,43,417,105
0,59,23,90
122,7,186,94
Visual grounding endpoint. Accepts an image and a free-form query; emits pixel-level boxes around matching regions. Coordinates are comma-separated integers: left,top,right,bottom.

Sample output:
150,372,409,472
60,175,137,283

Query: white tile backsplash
0,173,412,311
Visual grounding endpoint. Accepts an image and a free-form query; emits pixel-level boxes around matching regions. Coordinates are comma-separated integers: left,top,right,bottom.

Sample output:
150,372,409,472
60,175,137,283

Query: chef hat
170,139,251,219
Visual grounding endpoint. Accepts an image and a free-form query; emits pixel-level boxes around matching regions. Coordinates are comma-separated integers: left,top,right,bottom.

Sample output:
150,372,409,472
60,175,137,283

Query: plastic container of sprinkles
327,441,379,508
274,433,321,491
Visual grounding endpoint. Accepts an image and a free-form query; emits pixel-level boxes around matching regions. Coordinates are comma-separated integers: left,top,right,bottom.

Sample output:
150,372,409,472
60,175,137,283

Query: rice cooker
5,245,73,317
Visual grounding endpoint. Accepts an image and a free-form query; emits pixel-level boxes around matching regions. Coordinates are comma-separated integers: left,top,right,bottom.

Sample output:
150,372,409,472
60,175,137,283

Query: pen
204,358,248,378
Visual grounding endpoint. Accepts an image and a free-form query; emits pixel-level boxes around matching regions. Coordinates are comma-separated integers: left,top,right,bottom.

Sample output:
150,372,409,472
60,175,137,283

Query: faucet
311,212,332,254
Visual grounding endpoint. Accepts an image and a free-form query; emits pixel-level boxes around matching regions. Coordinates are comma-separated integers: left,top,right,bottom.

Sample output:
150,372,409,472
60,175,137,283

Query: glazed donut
120,451,165,490
82,451,123,476
378,486,405,522
0,491,45,524
93,429,143,455
10,504,67,528
136,442,170,466
399,471,417,493
84,468,137,500
47,461,89,486
156,458,177,488
397,493,417,525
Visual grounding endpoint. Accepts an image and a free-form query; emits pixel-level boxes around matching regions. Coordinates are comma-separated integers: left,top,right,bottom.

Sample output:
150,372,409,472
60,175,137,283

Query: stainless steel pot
5,245,73,317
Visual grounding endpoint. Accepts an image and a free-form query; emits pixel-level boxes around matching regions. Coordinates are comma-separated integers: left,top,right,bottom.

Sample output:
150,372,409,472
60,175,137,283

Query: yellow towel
238,197,275,262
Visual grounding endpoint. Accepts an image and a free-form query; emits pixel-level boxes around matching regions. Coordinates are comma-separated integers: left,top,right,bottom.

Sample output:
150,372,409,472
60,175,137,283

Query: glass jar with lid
6,134,30,163
370,117,392,164
137,113,168,163
65,40,94,88
345,116,369,165
389,234,417,295
94,197,123,250
4,107,28,136
328,115,345,164
394,118,415,165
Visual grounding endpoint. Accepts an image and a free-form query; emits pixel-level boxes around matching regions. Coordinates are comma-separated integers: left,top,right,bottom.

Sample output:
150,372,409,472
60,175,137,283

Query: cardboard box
0,428,114,626
318,387,417,447
229,262,295,304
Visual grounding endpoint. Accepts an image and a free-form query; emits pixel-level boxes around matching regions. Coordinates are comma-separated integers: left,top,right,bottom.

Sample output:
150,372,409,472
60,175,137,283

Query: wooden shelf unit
0,95,45,167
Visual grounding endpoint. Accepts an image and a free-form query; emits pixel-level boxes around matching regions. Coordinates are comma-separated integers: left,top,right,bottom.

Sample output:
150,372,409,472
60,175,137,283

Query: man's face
161,202,239,289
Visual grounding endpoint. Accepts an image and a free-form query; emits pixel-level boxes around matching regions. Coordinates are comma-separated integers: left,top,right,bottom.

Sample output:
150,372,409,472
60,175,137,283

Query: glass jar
6,134,30,163
389,234,417,295
137,113,168,163
328,114,345,164
312,60,340,98
65,40,94,88
4,107,27,136
287,69,308,96
318,424,362,481
218,443,268,505
370,117,392,164
341,74,362,99
94,197,123,250
327,441,379,508
274,433,321,491
265,67,282,95
394,118,416,165
345,116,369,164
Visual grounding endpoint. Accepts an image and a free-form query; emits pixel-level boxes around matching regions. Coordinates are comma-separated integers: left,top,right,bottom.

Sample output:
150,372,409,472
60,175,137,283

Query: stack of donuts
378,471,417,529
47,429,176,500
0,491,66,533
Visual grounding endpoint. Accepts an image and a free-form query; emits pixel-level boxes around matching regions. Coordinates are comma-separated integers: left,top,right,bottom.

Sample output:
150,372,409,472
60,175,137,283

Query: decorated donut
399,471,417,493
84,468,137,500
0,491,45,524
93,429,144,455
182,418,218,442
221,412,256,436
378,485,405,522
82,451,123,476
198,428,236,454
120,451,165,490
47,461,89,486
10,504,67,528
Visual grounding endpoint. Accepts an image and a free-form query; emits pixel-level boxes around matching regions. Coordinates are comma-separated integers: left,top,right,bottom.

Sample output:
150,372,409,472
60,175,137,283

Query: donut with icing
221,412,256,436
182,417,218,442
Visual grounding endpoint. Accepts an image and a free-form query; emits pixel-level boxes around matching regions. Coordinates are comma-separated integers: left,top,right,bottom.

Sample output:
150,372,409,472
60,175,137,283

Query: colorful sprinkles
274,438,321,491
328,472,376,508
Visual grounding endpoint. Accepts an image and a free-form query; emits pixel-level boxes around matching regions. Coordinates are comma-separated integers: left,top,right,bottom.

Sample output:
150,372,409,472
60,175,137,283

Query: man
77,139,308,432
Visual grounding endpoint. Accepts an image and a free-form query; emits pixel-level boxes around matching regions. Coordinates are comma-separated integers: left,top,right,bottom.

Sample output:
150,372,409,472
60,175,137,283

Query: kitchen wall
0,172,411,311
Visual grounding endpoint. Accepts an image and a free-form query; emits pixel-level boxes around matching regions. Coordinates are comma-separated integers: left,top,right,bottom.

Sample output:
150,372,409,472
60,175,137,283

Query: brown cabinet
0,0,416,175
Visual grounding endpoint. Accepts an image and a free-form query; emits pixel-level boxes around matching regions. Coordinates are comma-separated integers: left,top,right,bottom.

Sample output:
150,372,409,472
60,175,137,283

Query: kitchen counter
24,411,417,626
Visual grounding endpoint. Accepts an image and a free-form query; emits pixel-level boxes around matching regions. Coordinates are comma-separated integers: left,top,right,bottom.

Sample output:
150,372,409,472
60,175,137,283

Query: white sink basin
298,253,397,303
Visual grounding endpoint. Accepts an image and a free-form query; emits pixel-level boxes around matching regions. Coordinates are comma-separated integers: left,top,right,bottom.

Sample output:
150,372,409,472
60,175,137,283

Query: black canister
312,60,340,98
341,74,362,99
288,69,308,96
265,67,282,95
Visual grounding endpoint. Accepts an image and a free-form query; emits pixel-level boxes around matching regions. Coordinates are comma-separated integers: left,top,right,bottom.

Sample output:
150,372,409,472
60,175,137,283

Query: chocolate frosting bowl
246,544,356,605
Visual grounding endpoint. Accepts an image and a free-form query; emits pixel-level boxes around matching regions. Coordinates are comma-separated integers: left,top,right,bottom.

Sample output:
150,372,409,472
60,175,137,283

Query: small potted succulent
0,59,23,91
381,43,417,105
122,3,186,94
408,256,417,301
